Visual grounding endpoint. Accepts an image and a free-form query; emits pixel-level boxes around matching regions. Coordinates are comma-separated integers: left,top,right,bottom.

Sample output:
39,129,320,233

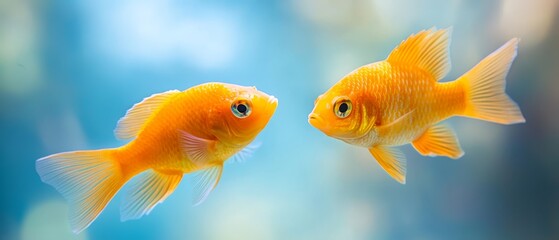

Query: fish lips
308,113,354,139
267,95,279,110
262,95,278,118
308,113,331,134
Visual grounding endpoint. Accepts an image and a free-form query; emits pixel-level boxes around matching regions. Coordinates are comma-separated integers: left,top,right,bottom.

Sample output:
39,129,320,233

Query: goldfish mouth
308,113,358,140
308,113,323,129
267,96,278,111
268,95,278,105
308,114,338,138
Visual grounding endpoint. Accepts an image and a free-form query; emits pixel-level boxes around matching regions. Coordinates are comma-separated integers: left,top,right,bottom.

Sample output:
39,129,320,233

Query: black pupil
339,102,348,113
237,104,247,114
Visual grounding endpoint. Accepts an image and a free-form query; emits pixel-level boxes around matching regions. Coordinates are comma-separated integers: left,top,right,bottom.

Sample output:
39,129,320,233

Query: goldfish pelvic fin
459,38,525,124
387,28,451,81
180,131,217,166
36,149,124,233
412,124,464,159
115,90,180,140
120,169,183,221
368,146,407,184
192,165,223,206
231,141,261,163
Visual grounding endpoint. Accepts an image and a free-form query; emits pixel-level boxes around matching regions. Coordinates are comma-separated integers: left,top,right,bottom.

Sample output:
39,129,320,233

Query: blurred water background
1,0,559,239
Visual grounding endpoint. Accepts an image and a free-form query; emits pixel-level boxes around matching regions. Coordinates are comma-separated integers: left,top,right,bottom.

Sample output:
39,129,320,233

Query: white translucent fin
368,146,407,184
387,28,451,81
120,169,183,221
180,131,217,166
35,149,124,233
412,124,464,159
115,90,180,140
459,38,525,124
231,142,261,163
192,165,223,206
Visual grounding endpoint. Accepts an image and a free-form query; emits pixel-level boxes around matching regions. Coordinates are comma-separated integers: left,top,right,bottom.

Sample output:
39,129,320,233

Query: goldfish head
308,80,375,141
207,83,278,146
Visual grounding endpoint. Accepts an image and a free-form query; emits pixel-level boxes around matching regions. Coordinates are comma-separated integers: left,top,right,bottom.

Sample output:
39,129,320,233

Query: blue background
1,0,558,239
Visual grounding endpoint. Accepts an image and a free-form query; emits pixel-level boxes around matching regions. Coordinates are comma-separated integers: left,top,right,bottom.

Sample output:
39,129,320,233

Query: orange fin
180,131,217,166
459,38,525,124
192,165,223,206
377,110,415,136
120,169,183,221
386,28,451,81
115,90,180,140
36,149,125,233
412,125,464,159
368,146,407,184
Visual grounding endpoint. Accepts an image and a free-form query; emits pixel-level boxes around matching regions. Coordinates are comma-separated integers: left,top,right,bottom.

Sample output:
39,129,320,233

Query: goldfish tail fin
459,38,525,124
36,149,125,233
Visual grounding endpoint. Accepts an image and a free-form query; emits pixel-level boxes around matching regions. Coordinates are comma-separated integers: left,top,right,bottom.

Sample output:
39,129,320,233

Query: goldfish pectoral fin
459,38,525,124
180,131,217,166
120,169,183,221
231,141,261,163
386,27,451,81
368,146,407,184
192,165,223,206
377,110,415,135
35,149,124,233
114,90,180,140
412,125,464,159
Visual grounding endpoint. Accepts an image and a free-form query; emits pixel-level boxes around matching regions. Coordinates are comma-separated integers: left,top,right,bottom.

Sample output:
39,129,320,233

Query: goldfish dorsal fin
368,146,407,184
412,124,464,159
120,169,183,221
192,165,223,206
386,28,451,81
115,90,180,140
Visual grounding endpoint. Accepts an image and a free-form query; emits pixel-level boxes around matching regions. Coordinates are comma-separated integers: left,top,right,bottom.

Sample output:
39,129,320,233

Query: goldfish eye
334,98,352,118
231,99,252,118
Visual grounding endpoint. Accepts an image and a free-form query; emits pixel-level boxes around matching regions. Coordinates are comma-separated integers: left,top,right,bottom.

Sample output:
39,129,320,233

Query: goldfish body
36,82,278,233
308,28,524,184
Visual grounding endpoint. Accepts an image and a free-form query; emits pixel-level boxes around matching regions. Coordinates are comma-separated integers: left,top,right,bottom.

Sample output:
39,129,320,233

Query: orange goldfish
308,28,525,184
36,82,278,233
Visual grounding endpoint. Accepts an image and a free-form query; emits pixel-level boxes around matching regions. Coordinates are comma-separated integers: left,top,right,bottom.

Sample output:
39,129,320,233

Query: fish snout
268,95,278,105
308,113,322,127
267,95,278,111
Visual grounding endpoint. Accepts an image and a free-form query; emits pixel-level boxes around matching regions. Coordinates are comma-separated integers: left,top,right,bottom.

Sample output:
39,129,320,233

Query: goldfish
308,28,525,184
36,82,278,233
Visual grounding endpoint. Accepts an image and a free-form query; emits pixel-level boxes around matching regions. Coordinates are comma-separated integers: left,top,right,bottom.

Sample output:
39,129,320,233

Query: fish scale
36,82,278,233
309,28,524,184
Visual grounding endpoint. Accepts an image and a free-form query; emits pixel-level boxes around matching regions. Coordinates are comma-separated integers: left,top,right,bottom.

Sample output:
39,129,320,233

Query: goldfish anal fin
35,149,125,233
180,131,217,166
120,169,183,221
368,146,407,184
192,165,223,206
412,124,464,159
115,90,181,140
386,28,451,81
231,141,261,163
